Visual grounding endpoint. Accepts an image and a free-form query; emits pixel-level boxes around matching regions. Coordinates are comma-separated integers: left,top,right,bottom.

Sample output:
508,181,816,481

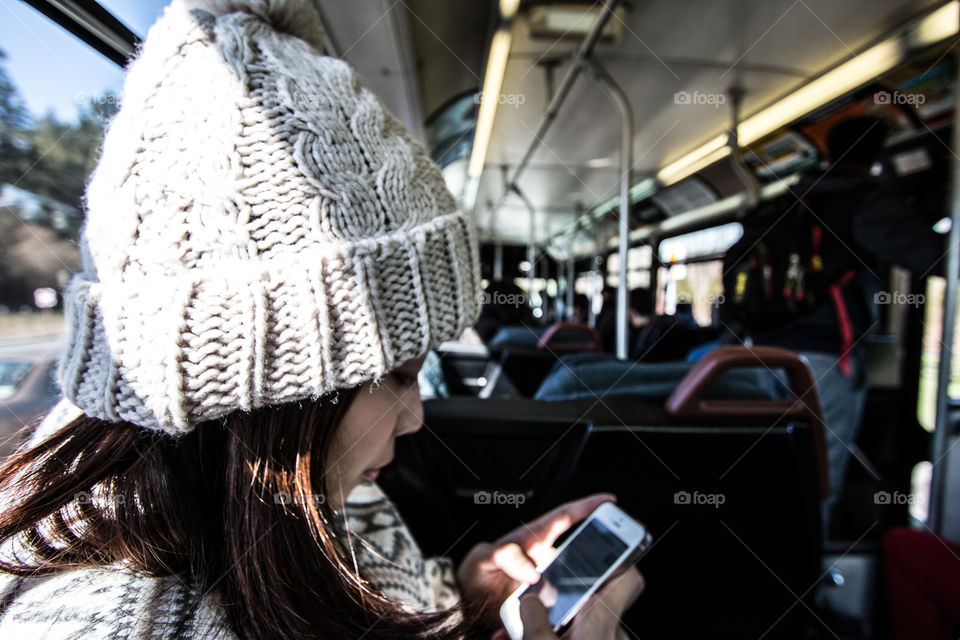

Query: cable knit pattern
57,0,480,434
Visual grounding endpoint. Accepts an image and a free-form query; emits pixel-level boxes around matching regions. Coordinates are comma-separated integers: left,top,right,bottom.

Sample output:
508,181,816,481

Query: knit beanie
57,0,480,435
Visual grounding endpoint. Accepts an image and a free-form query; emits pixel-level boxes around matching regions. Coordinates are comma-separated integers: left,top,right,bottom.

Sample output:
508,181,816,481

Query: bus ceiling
462,0,958,255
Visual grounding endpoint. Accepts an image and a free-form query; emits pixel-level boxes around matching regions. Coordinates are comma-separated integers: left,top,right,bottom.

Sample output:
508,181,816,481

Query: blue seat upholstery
535,352,788,402
488,325,546,350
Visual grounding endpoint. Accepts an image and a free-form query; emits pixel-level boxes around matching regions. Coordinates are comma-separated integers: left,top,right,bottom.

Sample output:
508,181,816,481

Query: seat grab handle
666,345,829,500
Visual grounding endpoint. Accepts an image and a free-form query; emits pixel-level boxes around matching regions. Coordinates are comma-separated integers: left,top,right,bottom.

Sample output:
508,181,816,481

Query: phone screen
519,518,629,627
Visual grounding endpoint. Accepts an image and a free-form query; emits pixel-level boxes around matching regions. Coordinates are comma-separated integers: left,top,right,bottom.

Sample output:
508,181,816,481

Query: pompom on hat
58,0,480,435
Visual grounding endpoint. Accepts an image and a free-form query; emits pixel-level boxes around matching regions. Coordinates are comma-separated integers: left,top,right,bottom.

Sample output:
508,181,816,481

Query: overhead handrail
493,0,622,204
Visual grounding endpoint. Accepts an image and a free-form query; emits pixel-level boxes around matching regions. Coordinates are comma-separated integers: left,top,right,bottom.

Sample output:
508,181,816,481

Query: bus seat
484,326,557,396
667,345,829,500
433,342,496,396
486,325,603,397
536,322,601,352
544,351,612,369
534,351,788,403
377,398,591,560
571,397,824,638
380,349,827,637
685,338,722,362
570,347,827,638
488,325,546,350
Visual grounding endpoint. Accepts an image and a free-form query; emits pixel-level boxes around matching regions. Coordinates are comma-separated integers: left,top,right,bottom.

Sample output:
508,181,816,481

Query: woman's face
324,357,425,508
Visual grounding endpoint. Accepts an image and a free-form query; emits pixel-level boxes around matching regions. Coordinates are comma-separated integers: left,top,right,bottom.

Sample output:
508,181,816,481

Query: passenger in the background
674,302,696,326
593,286,617,338
600,288,709,362
571,293,590,324
631,299,706,363
598,287,653,354
725,115,944,525
473,280,536,344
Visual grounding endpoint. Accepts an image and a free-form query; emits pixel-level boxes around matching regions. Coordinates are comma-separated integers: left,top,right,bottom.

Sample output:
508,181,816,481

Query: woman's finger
567,570,645,639
491,542,540,584
519,595,558,640
593,568,646,617
518,493,617,548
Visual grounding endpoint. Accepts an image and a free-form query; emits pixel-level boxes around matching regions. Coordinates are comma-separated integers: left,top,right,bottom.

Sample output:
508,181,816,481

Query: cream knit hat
58,0,480,435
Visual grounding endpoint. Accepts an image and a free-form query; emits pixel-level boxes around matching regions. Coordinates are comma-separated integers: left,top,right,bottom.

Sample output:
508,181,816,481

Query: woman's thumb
519,595,556,640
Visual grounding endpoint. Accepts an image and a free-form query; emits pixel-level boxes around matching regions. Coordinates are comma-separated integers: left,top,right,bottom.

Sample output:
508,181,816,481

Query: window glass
96,1,168,38
657,260,725,327
917,276,960,431
605,245,652,289
0,361,31,400
0,3,123,339
658,222,743,264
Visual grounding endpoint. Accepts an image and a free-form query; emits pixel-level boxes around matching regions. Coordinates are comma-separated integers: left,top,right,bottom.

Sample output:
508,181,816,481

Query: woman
0,1,642,638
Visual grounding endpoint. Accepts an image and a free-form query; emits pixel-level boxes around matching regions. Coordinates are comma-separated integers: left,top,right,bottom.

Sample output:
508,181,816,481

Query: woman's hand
457,493,615,623
516,568,645,640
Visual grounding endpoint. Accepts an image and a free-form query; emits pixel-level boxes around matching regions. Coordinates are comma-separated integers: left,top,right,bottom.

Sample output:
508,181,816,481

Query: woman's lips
361,457,393,483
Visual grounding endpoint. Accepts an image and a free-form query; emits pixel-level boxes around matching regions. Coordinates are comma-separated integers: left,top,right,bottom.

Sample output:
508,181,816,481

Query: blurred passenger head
826,116,888,171
628,288,654,327
572,293,590,323
473,280,535,342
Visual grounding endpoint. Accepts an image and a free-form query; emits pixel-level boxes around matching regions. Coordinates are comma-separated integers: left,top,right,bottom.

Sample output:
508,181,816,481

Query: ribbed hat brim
58,211,479,434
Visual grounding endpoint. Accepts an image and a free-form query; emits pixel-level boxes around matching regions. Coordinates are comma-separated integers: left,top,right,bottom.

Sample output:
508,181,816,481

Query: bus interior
2,0,960,638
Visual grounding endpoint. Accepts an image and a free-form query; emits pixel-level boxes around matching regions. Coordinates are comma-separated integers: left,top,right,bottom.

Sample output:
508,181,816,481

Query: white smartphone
499,502,651,640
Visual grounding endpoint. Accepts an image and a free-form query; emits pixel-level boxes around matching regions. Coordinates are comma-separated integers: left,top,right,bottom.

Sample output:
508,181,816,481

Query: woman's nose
395,392,424,437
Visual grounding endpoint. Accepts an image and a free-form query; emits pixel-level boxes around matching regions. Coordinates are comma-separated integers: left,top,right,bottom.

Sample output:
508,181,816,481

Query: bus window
605,245,652,289
0,5,126,314
0,1,125,448
656,223,743,326
94,1,166,37
657,222,744,264
657,260,726,327
918,275,960,431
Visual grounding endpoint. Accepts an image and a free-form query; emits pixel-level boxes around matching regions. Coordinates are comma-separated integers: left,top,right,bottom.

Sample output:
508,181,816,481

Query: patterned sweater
0,404,460,638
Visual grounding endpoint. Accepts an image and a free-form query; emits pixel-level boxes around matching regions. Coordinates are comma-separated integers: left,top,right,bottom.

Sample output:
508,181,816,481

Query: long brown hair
0,392,489,639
